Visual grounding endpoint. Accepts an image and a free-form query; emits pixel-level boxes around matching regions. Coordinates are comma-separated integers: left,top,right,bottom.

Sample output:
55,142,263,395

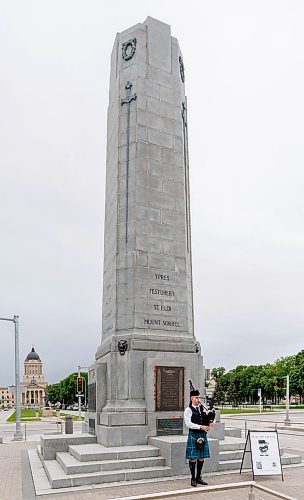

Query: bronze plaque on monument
156,417,183,435
156,366,184,411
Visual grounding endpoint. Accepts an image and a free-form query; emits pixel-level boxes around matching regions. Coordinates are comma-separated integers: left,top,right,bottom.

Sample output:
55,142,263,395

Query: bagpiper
184,380,215,487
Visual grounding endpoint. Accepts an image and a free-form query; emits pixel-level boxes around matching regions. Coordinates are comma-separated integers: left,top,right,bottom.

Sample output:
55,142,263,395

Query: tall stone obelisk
89,17,204,447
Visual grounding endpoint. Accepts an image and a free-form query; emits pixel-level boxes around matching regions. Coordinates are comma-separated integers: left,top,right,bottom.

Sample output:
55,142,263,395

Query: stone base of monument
33,427,302,491
38,438,172,488
91,340,205,448
149,436,220,475
208,422,226,440
96,423,149,447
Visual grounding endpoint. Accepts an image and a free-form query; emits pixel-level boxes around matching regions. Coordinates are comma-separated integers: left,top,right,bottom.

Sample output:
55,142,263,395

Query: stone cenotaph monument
34,19,302,491
88,16,205,447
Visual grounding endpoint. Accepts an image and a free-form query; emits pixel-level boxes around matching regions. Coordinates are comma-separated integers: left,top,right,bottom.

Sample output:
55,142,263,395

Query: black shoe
191,479,197,487
196,477,208,485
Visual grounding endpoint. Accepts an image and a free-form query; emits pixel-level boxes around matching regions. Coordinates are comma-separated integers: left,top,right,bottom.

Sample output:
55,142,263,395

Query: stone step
281,453,302,465
219,449,244,461
56,451,165,474
37,444,42,461
219,452,302,471
43,459,172,488
219,458,242,471
225,427,242,438
219,436,246,451
68,443,159,462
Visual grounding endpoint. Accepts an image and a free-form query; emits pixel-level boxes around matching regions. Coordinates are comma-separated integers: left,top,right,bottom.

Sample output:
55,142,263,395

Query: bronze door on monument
155,366,184,411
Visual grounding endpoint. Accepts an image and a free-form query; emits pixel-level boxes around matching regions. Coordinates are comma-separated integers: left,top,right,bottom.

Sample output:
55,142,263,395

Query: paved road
221,410,304,430
0,408,86,441
222,410,304,458
0,419,85,441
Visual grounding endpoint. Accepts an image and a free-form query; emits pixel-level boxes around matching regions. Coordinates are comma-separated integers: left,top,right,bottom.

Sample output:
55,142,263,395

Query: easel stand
240,429,283,481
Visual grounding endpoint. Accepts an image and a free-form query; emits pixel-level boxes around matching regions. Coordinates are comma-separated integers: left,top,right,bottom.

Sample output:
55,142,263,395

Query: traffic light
77,376,84,394
297,386,303,395
276,378,284,389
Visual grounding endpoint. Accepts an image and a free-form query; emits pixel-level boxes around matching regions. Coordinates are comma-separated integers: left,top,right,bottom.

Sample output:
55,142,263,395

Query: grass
218,408,269,414
218,405,304,414
7,409,84,422
7,409,43,422
60,412,84,421
276,404,304,409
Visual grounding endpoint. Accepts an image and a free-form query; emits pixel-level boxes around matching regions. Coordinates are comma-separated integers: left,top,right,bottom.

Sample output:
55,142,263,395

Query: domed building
21,347,48,407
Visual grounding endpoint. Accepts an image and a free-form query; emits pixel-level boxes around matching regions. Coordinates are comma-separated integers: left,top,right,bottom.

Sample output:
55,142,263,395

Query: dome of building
25,347,41,362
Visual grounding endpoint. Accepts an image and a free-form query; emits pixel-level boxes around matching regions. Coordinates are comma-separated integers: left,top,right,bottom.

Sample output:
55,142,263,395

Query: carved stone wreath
179,56,185,82
122,38,137,61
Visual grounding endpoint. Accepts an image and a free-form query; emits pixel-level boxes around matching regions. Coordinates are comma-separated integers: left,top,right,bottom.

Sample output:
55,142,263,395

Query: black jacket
189,404,215,428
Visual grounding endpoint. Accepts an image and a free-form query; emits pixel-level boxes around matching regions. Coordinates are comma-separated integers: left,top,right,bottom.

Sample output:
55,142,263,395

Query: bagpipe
189,379,216,425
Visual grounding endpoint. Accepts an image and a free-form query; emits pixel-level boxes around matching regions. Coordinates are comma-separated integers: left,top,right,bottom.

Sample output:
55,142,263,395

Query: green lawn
7,409,43,422
7,409,84,422
218,408,269,414
275,404,304,409
60,412,85,421
218,405,304,414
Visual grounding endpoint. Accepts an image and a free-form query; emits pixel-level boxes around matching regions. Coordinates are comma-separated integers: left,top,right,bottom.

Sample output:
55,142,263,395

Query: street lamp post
258,387,262,413
77,365,82,421
0,315,23,440
285,374,290,425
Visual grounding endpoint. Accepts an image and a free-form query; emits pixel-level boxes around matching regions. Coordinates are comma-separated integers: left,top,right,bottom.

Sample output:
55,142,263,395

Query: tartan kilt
186,429,210,460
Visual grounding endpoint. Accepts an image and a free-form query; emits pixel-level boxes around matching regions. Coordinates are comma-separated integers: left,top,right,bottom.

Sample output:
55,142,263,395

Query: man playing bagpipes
184,380,216,487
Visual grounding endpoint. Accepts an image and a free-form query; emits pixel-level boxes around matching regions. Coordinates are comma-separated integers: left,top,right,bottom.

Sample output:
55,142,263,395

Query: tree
226,378,240,405
211,367,226,382
45,383,61,405
46,372,88,405
213,381,226,405
208,349,304,406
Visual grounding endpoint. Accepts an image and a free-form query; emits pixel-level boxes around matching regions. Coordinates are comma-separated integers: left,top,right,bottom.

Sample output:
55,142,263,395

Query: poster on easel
240,430,283,481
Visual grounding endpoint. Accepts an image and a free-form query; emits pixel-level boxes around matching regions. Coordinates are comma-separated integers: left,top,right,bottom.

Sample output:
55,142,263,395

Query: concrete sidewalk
0,440,302,500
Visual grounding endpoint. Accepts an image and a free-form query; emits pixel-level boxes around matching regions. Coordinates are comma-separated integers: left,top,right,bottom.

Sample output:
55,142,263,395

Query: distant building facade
20,347,48,406
0,386,15,408
0,346,47,408
205,368,216,399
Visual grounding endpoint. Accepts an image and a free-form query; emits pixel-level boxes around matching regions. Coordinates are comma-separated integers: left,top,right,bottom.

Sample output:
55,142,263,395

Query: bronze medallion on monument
155,366,184,411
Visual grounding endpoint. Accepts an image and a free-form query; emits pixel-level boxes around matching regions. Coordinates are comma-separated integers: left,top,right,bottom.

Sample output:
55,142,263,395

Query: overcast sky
1,1,303,386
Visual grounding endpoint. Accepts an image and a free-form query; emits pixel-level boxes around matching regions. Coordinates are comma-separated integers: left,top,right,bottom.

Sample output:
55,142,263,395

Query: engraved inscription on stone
149,288,175,297
88,418,96,436
88,383,96,412
153,304,171,311
135,266,188,329
155,273,170,281
156,417,183,436
156,366,184,411
144,318,181,328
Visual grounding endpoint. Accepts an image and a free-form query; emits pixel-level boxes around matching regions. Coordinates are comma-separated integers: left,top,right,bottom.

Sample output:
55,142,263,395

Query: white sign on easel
240,430,283,481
